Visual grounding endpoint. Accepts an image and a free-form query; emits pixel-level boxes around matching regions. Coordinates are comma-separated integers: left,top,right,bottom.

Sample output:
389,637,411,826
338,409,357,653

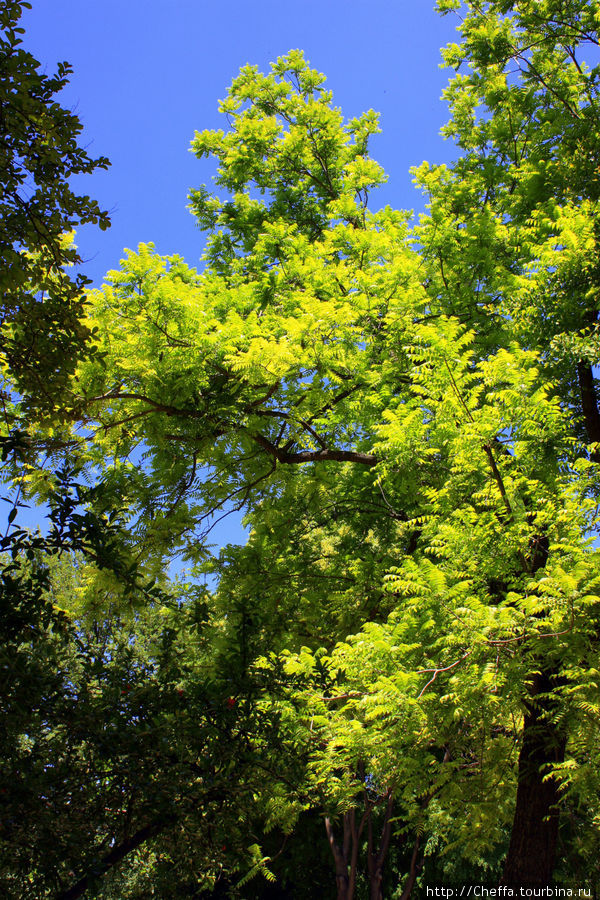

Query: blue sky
22,0,460,288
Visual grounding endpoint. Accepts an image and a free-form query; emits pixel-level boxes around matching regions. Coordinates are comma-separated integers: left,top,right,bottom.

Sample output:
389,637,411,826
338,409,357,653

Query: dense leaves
0,565,309,899
0,0,109,405
4,2,600,897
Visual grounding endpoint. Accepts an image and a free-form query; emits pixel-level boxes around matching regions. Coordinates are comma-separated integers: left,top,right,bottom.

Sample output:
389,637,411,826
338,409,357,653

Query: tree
12,10,600,895
0,540,314,899
414,0,600,883
0,0,109,406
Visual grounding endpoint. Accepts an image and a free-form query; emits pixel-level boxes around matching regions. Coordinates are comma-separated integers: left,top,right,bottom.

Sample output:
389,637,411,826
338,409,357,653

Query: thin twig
417,651,471,697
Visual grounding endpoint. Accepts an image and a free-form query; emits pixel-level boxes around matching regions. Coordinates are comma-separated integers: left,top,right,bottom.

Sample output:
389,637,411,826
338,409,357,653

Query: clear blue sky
22,0,460,287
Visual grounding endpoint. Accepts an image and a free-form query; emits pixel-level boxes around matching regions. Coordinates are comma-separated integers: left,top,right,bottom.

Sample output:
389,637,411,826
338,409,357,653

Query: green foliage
0,0,109,406
0,549,311,899
4,6,600,896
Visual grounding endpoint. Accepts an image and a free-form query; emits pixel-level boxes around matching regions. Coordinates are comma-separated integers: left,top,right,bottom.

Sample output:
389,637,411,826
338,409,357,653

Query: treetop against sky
21,0,455,288
3,1,600,892
16,1,460,547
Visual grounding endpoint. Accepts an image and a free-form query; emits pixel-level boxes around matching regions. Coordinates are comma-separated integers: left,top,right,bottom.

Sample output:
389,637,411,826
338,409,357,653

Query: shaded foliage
0,0,109,406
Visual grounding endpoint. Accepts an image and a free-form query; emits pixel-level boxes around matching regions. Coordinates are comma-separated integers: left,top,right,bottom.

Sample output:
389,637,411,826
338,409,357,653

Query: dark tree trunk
398,835,424,900
325,811,361,900
500,671,566,887
367,792,393,900
577,362,600,462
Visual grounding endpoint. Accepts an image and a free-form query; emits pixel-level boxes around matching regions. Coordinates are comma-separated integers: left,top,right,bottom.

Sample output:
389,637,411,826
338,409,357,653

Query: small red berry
226,697,236,708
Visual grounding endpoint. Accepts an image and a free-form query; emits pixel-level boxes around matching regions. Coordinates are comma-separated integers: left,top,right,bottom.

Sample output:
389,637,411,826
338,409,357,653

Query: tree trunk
500,671,566,887
398,835,423,900
368,849,385,900
367,792,393,900
325,811,360,900
577,362,600,462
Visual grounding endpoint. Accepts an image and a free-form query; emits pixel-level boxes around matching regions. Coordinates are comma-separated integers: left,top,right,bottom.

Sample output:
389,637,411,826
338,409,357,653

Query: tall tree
13,17,600,895
414,0,600,883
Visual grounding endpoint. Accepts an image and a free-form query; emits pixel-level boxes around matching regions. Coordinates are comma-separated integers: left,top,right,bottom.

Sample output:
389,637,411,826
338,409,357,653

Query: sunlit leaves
10,13,600,888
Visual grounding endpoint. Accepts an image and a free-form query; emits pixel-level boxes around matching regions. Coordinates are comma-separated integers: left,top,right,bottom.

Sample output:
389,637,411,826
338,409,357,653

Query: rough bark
500,671,566,887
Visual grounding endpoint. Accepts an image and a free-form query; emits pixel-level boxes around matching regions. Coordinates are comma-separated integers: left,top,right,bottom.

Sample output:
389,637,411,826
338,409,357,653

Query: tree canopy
3,1,600,897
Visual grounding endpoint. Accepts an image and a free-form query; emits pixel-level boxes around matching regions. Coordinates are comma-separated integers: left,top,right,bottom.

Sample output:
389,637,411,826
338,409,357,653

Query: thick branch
56,815,175,900
252,432,377,467
375,792,394,872
348,810,360,900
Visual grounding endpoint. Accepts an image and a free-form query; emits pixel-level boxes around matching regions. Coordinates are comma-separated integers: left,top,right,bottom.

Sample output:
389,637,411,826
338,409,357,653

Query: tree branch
418,651,471,697
56,815,176,900
251,432,377,466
